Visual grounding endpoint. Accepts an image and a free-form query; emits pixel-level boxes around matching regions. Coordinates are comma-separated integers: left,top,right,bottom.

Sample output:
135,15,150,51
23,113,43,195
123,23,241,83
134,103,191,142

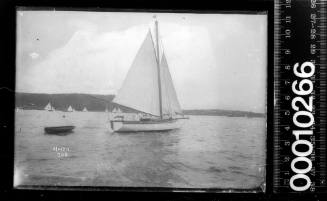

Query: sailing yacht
110,19,188,132
67,105,74,112
82,107,88,112
44,102,55,111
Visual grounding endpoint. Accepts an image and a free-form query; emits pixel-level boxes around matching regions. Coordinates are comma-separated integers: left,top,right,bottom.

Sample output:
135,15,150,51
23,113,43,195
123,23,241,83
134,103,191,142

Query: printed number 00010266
289,61,315,191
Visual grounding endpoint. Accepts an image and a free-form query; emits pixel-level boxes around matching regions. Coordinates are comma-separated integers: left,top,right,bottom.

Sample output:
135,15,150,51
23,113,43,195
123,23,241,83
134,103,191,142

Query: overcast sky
16,11,267,113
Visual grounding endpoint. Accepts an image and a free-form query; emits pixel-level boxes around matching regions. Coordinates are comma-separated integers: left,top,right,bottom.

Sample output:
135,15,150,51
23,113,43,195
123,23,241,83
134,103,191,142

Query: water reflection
14,110,266,188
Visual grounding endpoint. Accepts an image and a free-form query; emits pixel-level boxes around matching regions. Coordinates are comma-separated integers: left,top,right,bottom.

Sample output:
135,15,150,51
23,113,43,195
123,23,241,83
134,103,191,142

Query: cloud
29,52,39,59
17,22,215,96
16,15,267,112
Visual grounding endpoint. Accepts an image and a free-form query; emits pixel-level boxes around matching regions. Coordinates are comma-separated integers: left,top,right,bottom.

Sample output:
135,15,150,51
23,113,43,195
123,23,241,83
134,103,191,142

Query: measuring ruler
273,0,326,192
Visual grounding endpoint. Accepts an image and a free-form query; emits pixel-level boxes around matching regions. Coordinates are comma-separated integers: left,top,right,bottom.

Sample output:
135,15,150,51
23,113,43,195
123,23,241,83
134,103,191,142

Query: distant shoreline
15,92,265,118
183,109,265,118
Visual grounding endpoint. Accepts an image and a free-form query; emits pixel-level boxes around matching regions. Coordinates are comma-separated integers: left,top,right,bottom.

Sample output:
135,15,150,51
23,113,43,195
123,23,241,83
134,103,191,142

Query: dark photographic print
14,10,267,190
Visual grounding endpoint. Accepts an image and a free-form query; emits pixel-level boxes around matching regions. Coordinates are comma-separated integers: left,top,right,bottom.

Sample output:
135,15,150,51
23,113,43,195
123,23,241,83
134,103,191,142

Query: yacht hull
110,119,181,132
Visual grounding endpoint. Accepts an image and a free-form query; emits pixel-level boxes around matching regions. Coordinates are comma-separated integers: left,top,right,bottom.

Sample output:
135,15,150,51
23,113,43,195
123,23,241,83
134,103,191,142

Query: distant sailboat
82,107,88,112
44,102,55,111
67,105,74,112
110,19,188,132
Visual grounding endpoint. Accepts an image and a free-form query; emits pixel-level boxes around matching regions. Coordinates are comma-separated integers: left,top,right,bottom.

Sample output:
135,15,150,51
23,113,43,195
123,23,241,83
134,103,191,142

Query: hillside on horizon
15,92,115,112
15,92,265,117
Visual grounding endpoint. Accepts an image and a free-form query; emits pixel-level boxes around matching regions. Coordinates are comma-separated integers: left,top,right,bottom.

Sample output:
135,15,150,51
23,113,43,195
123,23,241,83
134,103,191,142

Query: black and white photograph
14,10,267,190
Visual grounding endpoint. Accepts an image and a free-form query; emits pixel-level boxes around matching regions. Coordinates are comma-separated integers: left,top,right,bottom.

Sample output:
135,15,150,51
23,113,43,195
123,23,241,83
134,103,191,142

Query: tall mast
155,19,163,119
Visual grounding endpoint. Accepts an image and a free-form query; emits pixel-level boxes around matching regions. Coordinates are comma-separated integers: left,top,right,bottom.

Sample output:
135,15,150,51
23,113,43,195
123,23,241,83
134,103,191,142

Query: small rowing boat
44,126,75,135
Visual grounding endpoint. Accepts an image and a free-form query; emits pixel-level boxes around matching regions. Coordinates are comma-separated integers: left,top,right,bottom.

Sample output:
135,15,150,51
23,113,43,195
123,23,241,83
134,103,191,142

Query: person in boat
163,113,174,120
114,115,124,120
135,113,141,121
139,113,152,121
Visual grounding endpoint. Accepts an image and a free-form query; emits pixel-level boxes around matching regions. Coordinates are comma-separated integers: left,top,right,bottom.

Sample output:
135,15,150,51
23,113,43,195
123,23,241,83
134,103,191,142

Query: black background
0,0,325,200
274,0,327,193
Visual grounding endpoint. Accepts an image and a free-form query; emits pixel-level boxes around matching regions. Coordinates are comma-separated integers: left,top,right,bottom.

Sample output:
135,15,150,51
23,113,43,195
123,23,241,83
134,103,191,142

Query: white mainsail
112,22,182,118
112,31,160,116
67,105,74,112
44,102,52,111
160,53,182,116
83,107,88,112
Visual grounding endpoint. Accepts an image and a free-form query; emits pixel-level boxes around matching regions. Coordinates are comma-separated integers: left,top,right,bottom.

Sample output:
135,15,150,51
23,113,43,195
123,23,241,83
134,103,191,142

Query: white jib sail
67,105,73,112
160,52,182,116
44,102,52,111
112,31,160,116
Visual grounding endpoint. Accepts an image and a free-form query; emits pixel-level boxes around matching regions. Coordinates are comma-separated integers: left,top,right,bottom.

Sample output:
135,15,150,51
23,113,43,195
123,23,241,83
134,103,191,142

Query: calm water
14,110,266,189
